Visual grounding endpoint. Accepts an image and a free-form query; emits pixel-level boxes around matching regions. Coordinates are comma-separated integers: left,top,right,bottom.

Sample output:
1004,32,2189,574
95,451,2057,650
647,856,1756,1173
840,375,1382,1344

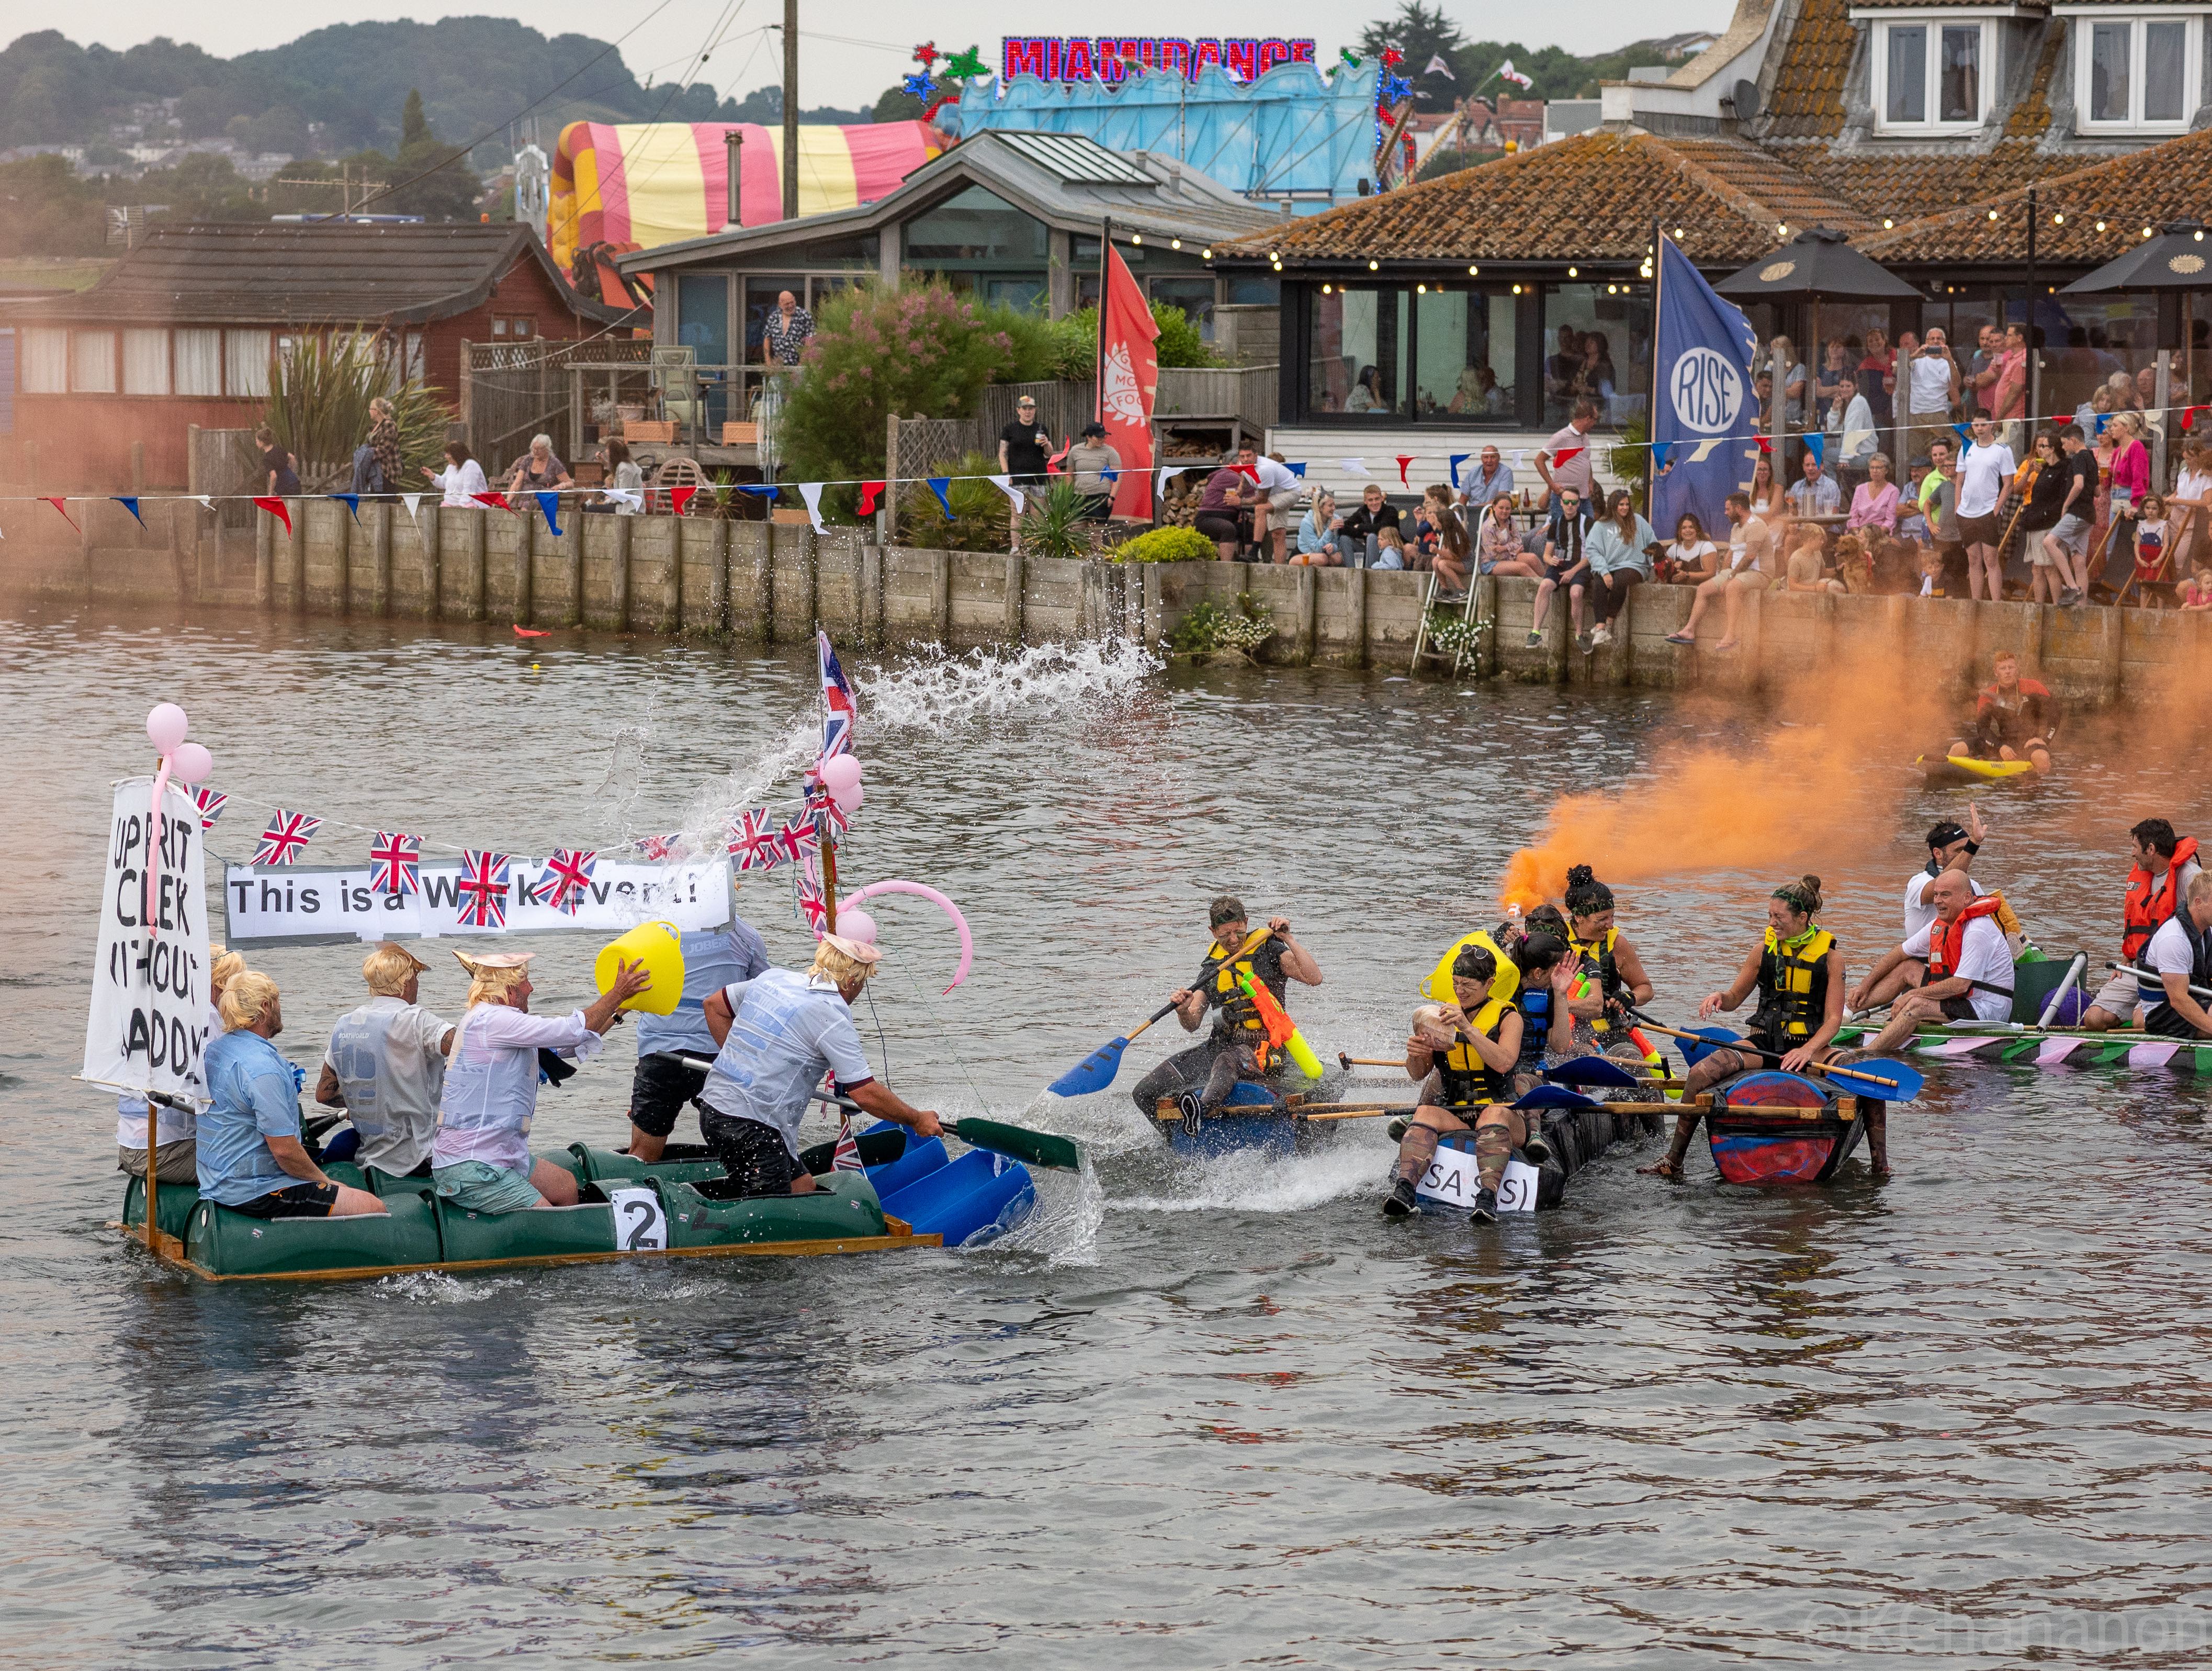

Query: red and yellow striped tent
549,120,941,274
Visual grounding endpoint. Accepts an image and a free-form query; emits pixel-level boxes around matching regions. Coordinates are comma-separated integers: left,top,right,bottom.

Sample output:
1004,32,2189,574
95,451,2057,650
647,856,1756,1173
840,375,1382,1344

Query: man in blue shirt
626,914,772,1162
198,972,386,1219
699,934,941,1196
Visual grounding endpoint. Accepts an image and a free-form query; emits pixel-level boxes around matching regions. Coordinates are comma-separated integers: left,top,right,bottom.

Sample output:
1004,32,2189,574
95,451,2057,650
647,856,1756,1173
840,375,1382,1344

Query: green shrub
1110,525,1217,564
896,450,1012,553
263,333,451,487
1017,477,1096,561
781,284,1020,519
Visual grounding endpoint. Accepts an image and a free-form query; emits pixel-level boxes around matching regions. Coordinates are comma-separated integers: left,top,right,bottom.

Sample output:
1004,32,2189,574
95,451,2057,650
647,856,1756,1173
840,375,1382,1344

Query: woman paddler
1561,866,1656,1055
1383,935,1572,1225
1639,877,1872,1177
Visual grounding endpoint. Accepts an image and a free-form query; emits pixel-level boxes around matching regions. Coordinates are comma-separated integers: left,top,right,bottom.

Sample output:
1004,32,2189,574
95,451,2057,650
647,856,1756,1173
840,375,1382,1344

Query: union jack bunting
817,630,856,764
532,848,597,914
804,777,849,835
190,786,228,830
796,871,828,933
254,810,322,867
777,818,820,864
728,808,782,872
636,832,683,861
368,831,423,896
456,850,512,929
831,1114,864,1172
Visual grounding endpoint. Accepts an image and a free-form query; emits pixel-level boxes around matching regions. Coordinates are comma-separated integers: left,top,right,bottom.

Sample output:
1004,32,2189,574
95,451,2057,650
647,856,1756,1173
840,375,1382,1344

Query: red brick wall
420,257,603,397
1,395,259,494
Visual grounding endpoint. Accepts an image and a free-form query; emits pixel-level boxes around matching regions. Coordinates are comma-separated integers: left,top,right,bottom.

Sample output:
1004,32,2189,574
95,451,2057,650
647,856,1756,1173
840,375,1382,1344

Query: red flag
1232,462,1260,482
856,480,886,516
44,497,78,530
252,496,291,531
1395,454,1415,486
670,485,697,515
1752,436,1771,455
1099,241,1160,519
2184,405,2207,433
471,491,513,512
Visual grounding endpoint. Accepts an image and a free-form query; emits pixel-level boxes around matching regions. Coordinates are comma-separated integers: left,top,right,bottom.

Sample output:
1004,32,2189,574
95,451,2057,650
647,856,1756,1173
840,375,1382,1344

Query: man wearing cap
698,934,942,1196
625,914,772,1164
1129,895,1324,1127
430,949,651,1212
1066,422,1124,523
1846,805,1986,1016
315,943,457,1178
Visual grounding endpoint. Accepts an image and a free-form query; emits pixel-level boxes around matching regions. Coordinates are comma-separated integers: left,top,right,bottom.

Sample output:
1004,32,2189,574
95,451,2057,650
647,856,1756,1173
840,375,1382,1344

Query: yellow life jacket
1420,930,1521,1007
1567,925,1619,1033
1755,926,1836,1041
1206,941,1273,1062
1430,995,1515,1106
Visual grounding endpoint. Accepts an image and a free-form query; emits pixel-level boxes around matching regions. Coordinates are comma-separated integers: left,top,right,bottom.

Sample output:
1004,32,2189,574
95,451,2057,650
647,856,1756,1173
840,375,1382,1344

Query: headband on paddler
1771,875,1824,916
1926,820,1970,849
1209,894,1247,928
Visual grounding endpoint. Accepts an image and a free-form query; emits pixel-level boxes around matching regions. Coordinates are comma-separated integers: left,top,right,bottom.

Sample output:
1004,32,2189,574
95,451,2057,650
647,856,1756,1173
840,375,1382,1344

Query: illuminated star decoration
943,44,988,79
1380,71,1414,104
1380,48,1404,67
903,71,936,99
911,40,940,68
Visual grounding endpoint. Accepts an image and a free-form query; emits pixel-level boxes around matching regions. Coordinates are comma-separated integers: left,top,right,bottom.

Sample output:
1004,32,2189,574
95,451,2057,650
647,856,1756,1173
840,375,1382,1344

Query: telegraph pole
782,0,799,220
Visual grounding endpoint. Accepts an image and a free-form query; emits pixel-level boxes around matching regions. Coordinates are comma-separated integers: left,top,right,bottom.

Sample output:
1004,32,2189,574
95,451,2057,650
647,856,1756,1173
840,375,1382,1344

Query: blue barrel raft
1705,1070,1868,1184
1148,1080,1303,1158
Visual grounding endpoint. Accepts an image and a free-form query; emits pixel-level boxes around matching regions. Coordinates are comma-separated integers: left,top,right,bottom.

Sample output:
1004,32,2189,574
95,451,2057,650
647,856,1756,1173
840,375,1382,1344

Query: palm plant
262,333,453,488
1017,477,1094,560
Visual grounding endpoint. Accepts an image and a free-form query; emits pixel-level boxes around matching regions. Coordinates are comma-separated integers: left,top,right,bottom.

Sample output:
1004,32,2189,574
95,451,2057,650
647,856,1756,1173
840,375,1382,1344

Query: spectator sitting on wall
352,397,402,496
1416,485,1471,598
1664,491,1770,651
589,438,643,515
423,441,489,508
762,290,815,366
257,427,301,498
1661,512,1719,585
1066,423,1123,523
1785,522,1845,595
1479,494,1537,578
1536,399,1599,512
1456,445,1513,514
1787,450,1841,521
1194,459,1255,560
1338,483,1405,570
505,434,572,498
1237,444,1304,562
1292,490,1343,566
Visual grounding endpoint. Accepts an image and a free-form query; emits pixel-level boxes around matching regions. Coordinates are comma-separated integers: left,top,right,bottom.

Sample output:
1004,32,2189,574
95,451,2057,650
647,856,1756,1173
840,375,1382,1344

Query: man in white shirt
1236,444,1304,563
2141,872,2212,1038
2084,817,2203,1030
1847,809,1985,1015
1862,872,2016,1051
1902,328,1961,462
1536,399,1599,511
1954,415,2017,601
318,943,456,1176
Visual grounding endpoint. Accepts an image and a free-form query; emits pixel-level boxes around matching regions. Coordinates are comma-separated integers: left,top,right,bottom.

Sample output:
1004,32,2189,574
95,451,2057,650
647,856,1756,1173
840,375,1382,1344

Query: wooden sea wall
4,499,2205,708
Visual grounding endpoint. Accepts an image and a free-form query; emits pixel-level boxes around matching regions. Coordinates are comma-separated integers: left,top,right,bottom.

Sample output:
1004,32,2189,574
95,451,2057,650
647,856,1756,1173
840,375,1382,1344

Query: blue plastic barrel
880,1149,1035,1247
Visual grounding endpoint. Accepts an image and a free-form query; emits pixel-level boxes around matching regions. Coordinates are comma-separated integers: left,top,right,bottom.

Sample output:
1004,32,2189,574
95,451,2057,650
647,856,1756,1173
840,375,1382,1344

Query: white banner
221,857,732,947
84,778,214,1102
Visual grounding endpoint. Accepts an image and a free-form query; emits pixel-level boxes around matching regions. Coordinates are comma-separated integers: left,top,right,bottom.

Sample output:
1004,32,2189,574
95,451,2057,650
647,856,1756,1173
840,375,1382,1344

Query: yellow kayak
1918,753,2039,788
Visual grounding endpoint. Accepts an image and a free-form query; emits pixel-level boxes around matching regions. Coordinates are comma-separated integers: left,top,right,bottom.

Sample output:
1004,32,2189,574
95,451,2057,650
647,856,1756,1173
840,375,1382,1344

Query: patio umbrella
1713,228,1922,464
2058,220,2210,296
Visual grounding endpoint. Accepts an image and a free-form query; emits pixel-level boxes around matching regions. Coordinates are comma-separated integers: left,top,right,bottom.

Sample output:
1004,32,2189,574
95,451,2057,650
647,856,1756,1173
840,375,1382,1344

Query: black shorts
629,1051,710,1139
1937,993,1980,1022
701,1111,807,1196
228,1182,338,1218
1193,512,1243,543
1958,512,2004,547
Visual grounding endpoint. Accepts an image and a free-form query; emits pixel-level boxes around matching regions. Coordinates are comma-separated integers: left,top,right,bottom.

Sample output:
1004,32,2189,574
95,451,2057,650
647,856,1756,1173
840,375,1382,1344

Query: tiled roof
1764,0,1857,140
1860,125,2212,261
1789,141,2102,227
2004,21,2065,137
1212,132,1868,267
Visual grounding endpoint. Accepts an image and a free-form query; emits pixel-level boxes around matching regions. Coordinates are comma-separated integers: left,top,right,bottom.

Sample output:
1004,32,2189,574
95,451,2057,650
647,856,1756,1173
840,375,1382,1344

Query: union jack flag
191,787,228,830
804,777,849,835
254,810,322,867
831,1113,864,1172
369,831,423,896
728,808,782,871
456,850,512,929
817,630,856,765
796,871,828,933
532,848,597,914
637,832,683,861
777,818,820,864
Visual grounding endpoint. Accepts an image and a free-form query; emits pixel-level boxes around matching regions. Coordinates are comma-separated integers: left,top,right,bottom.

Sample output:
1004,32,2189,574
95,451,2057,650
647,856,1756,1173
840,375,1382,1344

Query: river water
5,605,2210,1668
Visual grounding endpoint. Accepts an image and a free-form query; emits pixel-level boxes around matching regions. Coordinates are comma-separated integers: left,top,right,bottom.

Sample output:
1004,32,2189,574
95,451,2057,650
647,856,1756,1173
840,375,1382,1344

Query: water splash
1113,1137,1385,1216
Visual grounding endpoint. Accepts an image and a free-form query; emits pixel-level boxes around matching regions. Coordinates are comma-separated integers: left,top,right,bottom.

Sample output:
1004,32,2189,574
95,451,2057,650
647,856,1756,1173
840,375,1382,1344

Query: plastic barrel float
1703,1070,1868,1184
1412,1089,1655,1216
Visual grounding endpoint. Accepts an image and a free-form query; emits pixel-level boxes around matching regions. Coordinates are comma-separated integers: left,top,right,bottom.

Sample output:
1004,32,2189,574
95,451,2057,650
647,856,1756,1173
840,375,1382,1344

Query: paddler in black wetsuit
1561,866,1657,1056
1383,935,1573,1225
1641,876,1879,1177
1129,895,1324,1126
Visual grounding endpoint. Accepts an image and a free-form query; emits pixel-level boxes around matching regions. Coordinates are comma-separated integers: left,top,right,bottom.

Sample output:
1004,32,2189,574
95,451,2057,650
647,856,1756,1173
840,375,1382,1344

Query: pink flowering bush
781,283,1019,517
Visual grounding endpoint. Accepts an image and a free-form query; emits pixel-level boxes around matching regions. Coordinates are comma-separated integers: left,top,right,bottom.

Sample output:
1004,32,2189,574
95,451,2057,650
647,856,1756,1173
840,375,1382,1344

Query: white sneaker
1591,624,1612,646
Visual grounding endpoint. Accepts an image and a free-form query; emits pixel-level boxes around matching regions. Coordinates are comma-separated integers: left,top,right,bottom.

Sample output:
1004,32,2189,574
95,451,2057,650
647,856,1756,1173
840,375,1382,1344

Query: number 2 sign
606,1186,669,1252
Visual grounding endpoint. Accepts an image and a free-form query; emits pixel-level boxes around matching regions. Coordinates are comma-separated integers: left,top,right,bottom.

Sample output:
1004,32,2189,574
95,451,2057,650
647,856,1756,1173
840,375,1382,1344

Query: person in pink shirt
1846,451,1901,537
1989,324,2029,446
2099,411,2153,591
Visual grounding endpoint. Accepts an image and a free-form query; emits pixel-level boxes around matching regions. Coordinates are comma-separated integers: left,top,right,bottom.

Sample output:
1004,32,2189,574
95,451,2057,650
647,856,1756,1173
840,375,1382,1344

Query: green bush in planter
1110,526,1217,564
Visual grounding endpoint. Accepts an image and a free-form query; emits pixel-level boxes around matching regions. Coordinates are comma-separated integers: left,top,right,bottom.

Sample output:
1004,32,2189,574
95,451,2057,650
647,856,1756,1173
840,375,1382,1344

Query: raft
1703,1070,1869,1184
120,1129,1034,1282
1416,1093,1658,1216
1918,753,2039,788
1148,1081,1311,1157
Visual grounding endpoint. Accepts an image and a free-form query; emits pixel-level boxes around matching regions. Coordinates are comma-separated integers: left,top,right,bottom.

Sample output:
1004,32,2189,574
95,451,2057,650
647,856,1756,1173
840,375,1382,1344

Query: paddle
2110,961,2212,1002
1049,926,1275,1097
1544,1055,1641,1090
809,1091,1085,1174
1629,1014,1923,1100
1515,1083,1600,1111
1338,1051,1406,1070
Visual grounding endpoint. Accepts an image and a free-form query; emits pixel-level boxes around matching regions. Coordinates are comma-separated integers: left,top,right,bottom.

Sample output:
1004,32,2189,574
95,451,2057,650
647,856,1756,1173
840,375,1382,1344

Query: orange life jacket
1928,895,2008,983
2123,836,2199,962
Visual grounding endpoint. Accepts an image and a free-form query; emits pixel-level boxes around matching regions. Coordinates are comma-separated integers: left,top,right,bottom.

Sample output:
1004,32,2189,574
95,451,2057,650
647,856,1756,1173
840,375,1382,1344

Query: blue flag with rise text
1652,234,1761,546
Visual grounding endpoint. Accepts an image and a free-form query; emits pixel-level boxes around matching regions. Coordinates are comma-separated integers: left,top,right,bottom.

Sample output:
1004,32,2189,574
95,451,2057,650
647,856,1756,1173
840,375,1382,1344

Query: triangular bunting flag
1649,441,1672,472
987,473,1024,515
534,491,562,535
926,477,956,520
798,481,829,533
1689,439,1725,464
1448,452,1472,486
46,497,77,530
252,496,291,531
1339,458,1371,477
1395,454,1416,487
193,496,215,512
1286,461,1306,478
1753,436,1772,454
400,494,423,522
856,480,886,518
330,493,360,521
113,497,144,525
1803,432,1824,466
1157,465,1180,499
191,786,228,829
670,485,697,516
1552,447,1585,467
472,491,513,512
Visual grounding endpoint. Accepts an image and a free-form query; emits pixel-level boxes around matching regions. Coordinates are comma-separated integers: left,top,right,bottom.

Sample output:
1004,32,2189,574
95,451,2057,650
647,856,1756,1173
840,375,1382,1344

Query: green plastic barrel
658,1172,889,1249
571,1144,724,1188
433,1197,617,1263
121,1175,200,1244
185,1191,444,1277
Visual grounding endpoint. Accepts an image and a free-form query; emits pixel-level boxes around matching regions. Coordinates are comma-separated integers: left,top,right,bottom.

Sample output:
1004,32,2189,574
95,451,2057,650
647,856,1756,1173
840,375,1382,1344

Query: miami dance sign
1000,37,1317,83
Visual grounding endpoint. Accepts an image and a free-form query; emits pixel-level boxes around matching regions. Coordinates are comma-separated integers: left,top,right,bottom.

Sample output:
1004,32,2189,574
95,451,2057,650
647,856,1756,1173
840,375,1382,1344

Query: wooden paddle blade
1047,1036,1131,1097
947,1117,1085,1173
1546,1056,1640,1089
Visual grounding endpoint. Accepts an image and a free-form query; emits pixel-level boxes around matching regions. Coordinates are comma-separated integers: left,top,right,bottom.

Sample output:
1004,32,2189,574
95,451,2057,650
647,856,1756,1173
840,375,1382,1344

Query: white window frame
2058,8,2207,132
1854,9,2009,133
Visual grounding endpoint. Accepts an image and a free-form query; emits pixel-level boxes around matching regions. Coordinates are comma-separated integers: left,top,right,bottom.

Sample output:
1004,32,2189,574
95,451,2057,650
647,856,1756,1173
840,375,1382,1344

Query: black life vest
1567,926,1621,1034
1201,939,1276,1052
1752,926,1835,1045
2145,911,2212,1039
1431,998,1514,1107
1514,985,1553,1070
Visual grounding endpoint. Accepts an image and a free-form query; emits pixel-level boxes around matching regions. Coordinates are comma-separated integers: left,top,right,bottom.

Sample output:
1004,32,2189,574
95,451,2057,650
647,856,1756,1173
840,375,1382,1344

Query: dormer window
1859,12,1997,131
2058,8,2205,131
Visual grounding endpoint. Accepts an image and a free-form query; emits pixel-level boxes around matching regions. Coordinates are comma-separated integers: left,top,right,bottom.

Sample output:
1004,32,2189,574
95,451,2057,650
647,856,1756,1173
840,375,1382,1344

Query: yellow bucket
595,920,684,1015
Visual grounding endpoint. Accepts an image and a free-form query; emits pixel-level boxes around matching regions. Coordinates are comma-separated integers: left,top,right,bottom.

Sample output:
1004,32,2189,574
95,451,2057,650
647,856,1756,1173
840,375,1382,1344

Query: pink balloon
820,754,863,794
146,703,188,754
171,742,213,784
842,880,971,992
829,778,864,813
834,907,878,945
